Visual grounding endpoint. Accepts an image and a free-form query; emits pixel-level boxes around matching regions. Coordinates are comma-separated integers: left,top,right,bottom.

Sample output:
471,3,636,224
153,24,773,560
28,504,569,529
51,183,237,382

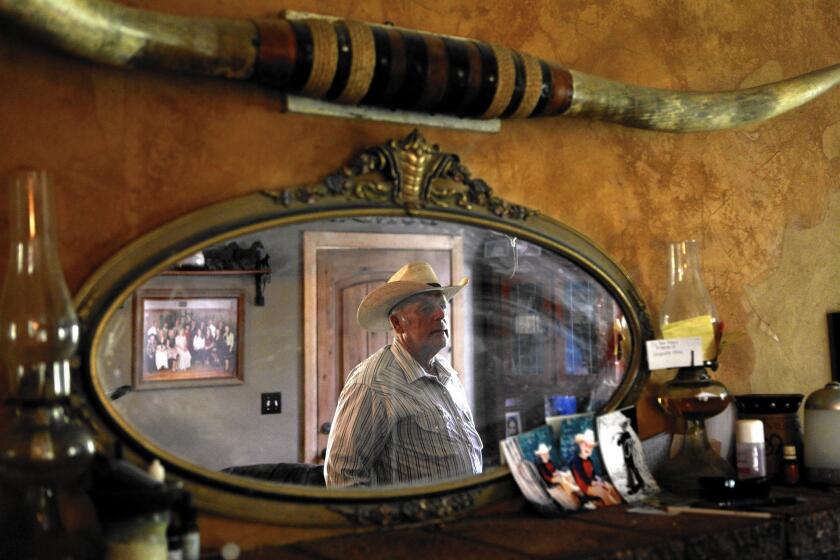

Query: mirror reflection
93,215,631,489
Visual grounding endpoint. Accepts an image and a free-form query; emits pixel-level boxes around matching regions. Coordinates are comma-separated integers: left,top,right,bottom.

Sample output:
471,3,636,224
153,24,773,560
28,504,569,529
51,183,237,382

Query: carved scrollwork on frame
329,490,476,527
265,130,538,221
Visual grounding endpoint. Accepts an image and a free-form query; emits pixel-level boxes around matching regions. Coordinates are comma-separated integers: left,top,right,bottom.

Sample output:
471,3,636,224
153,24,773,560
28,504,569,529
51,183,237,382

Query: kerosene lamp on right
655,240,734,496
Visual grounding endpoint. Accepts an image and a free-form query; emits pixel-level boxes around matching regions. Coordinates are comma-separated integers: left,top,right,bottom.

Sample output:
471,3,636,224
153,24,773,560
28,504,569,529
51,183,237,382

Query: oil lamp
655,240,733,496
0,170,96,557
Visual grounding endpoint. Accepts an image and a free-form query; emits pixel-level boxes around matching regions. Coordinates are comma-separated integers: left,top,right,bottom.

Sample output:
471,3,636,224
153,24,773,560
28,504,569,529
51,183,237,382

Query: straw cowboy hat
574,429,598,446
534,443,552,455
357,262,468,332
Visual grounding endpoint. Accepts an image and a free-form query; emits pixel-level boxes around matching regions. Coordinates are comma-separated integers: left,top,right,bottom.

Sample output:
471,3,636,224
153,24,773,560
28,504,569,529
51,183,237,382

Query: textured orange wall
1,1,839,414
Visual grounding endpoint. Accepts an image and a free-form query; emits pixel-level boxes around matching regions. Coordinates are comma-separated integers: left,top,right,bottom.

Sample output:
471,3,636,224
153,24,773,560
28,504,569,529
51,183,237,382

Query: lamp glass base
656,418,734,497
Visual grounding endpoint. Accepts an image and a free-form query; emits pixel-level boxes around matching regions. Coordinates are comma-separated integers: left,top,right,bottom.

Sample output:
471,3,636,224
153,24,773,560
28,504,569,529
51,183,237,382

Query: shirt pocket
413,408,460,443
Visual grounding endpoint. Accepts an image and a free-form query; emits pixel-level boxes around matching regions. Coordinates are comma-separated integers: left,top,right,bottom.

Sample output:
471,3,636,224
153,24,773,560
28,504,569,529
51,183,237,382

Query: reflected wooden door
303,232,464,463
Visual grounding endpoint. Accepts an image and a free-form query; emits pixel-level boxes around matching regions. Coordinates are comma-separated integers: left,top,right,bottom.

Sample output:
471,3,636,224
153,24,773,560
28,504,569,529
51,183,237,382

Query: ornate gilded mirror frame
75,131,654,528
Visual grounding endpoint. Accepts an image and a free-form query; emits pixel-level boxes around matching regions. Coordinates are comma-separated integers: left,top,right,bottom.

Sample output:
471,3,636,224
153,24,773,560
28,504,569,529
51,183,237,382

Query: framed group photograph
133,290,245,390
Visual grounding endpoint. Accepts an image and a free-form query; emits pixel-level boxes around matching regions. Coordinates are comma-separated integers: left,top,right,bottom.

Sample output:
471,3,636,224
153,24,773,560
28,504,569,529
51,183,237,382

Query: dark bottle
180,494,201,560
166,501,184,560
783,445,800,485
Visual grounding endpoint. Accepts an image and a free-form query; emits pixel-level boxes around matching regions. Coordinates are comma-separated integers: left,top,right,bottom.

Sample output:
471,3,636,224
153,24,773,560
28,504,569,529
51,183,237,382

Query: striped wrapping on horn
253,16,573,119
4,0,838,132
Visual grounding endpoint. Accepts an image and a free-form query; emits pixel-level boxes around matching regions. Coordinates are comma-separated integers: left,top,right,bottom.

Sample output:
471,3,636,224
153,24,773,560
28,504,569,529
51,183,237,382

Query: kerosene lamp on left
0,170,97,558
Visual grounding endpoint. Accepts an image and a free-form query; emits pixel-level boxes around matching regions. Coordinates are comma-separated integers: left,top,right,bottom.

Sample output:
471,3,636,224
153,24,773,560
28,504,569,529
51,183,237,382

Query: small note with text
646,337,703,370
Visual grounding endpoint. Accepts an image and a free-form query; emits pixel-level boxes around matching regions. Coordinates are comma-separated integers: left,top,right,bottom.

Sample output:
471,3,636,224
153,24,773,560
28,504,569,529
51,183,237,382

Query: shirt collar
390,338,451,384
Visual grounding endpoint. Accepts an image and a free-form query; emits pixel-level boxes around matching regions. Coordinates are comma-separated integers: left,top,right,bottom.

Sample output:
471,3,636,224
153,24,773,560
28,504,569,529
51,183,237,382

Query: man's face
578,441,594,459
390,292,449,362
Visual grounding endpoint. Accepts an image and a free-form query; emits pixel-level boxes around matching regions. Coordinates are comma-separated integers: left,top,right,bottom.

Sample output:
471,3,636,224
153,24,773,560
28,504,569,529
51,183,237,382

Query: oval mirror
76,131,653,527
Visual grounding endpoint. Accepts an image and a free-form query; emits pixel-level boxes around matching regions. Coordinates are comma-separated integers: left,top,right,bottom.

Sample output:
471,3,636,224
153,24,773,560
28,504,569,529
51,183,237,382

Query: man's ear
389,313,403,334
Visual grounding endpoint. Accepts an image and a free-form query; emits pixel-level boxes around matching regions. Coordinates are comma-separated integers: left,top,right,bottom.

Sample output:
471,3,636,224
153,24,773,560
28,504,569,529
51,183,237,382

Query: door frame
302,231,465,463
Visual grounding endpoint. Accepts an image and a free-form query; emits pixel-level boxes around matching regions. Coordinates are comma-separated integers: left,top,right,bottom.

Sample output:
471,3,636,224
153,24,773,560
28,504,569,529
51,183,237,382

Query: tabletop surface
239,485,840,560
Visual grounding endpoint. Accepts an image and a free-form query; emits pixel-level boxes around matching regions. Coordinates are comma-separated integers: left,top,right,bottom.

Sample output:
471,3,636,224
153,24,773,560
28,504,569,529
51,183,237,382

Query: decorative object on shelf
2,0,839,133
170,241,272,306
0,170,97,558
804,382,840,485
202,241,269,272
655,239,734,496
175,251,206,270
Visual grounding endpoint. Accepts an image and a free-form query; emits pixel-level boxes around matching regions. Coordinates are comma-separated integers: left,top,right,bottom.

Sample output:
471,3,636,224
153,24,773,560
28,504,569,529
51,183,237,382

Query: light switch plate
261,392,281,414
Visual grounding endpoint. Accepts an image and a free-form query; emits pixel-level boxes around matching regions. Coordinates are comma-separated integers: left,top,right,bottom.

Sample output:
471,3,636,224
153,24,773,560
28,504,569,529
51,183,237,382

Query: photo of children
502,425,588,513
548,413,622,508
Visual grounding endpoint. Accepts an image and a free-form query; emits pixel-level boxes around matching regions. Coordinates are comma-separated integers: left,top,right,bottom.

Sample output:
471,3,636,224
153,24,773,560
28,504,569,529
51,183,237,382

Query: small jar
783,445,800,486
735,419,766,480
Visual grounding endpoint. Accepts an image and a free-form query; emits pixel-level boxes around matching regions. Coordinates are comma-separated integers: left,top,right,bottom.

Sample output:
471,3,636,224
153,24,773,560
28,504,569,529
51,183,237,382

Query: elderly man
324,262,483,487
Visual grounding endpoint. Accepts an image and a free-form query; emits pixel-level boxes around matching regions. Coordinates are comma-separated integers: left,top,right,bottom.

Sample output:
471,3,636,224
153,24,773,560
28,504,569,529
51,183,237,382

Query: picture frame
505,411,522,438
548,413,623,508
133,289,245,390
596,409,660,503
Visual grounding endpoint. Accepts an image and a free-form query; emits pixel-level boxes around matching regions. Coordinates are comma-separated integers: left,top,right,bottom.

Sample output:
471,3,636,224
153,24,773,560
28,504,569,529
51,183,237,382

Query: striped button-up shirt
324,339,483,487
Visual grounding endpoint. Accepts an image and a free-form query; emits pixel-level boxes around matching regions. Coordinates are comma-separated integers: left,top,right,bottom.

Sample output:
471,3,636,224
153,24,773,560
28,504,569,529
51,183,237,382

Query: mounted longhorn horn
1,0,838,132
